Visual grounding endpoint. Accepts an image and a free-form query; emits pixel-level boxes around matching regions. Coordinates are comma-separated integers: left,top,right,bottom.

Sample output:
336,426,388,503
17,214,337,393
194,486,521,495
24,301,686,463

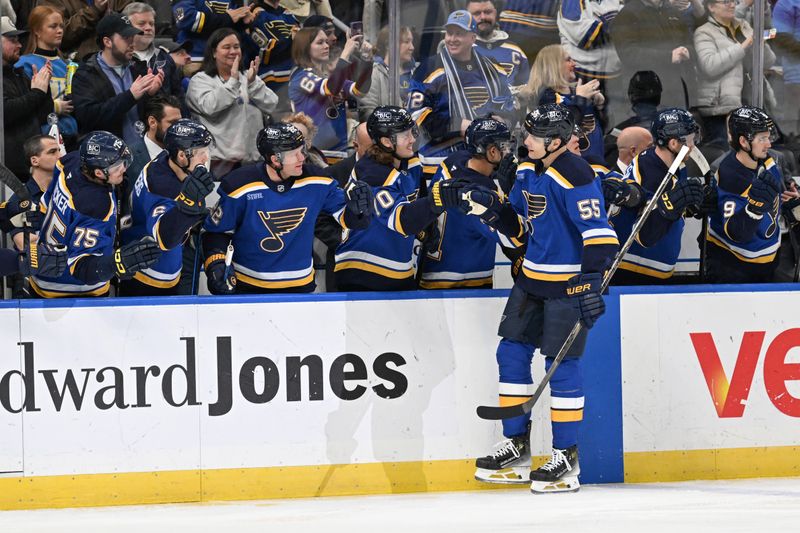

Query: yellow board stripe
624,445,800,483
0,459,531,510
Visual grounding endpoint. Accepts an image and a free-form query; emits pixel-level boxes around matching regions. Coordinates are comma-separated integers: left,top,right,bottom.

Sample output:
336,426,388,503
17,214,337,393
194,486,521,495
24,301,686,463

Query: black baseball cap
156,38,192,54
96,13,143,40
303,15,335,32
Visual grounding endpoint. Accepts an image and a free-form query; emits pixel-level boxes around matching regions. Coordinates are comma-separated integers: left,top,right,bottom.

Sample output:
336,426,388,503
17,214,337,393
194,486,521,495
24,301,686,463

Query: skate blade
530,475,580,494
474,467,530,485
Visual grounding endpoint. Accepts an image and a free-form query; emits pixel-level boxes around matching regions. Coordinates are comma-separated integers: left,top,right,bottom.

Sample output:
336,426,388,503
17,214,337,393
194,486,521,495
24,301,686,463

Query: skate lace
489,439,520,461
539,448,568,472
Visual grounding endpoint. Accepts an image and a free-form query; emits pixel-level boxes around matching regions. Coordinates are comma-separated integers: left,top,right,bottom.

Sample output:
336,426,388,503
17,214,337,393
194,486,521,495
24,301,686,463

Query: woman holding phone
288,26,373,152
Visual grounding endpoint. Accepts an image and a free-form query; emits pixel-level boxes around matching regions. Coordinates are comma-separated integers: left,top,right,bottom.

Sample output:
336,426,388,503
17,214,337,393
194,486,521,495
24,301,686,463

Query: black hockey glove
566,272,605,329
345,180,373,217
3,198,43,230
112,237,162,279
205,256,236,295
656,177,704,221
746,173,780,218
462,187,503,224
177,165,215,216
417,222,441,254
782,196,800,225
602,177,643,209
687,174,718,219
18,241,68,278
492,154,518,195
430,178,472,214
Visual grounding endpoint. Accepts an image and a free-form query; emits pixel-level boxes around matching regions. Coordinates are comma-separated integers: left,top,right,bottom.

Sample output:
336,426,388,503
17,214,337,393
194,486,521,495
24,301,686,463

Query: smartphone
350,21,363,37
764,28,777,40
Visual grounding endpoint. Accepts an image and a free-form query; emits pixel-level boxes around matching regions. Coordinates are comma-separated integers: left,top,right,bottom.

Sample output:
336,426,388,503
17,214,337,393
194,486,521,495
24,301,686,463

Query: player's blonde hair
522,44,573,104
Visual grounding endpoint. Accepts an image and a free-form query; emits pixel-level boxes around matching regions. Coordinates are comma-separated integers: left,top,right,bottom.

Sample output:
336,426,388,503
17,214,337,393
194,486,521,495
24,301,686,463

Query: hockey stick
476,144,691,421
687,147,712,282
0,162,34,296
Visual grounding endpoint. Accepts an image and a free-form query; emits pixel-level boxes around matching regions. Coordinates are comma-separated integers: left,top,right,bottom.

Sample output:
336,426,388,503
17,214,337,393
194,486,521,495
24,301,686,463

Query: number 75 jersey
510,151,618,298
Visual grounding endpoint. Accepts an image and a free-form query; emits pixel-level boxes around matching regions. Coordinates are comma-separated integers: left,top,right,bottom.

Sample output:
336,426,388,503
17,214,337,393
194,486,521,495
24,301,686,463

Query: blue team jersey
121,153,186,290
334,154,424,284
288,67,360,151
203,163,349,291
244,5,298,93
707,153,782,265
611,148,687,279
498,0,560,37
173,0,242,61
31,152,117,298
419,151,522,289
474,36,530,89
512,151,619,297
407,53,515,157
15,53,78,136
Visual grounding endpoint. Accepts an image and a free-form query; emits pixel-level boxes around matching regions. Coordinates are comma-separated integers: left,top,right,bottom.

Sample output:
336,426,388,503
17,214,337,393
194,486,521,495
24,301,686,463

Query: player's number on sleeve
577,199,601,220
73,227,99,248
408,92,424,110
375,190,395,210
300,76,316,94
723,200,736,218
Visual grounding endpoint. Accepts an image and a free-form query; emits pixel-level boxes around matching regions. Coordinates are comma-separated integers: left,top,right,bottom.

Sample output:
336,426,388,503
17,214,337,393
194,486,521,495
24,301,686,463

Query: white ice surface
1,477,799,533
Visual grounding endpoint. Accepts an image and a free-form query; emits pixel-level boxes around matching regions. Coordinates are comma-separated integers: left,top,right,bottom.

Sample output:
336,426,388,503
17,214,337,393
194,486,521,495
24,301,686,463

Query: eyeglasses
714,0,736,5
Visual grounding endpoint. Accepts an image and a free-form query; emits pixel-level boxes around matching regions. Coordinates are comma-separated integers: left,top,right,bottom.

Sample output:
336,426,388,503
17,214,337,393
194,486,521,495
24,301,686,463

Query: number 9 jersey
511,150,618,298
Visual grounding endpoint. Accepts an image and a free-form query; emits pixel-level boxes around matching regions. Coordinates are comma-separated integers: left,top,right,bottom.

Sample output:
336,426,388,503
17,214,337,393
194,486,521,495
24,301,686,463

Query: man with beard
125,3,185,101
407,10,515,157
466,0,530,95
128,95,183,181
72,13,164,148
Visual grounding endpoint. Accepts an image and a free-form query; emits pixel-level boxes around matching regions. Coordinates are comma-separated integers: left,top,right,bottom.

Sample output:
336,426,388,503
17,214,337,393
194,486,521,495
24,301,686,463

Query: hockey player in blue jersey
706,106,783,283
0,198,67,279
202,122,373,294
466,0,531,94
334,106,481,291
465,104,619,493
498,0,561,62
418,117,523,289
406,10,516,157
31,131,162,298
121,119,215,296
611,108,704,284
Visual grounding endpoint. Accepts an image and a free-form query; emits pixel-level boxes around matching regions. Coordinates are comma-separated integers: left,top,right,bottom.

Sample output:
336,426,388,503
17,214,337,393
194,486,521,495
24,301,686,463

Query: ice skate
474,432,530,485
529,445,580,493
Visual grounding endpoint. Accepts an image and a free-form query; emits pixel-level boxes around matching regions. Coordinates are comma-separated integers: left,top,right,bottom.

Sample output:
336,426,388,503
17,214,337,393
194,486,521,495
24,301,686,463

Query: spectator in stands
39,0,132,58
7,135,60,252
172,0,252,66
186,27,278,175
71,13,163,148
281,0,333,23
694,0,775,147
604,70,662,168
285,111,328,169
128,94,183,180
2,16,53,180
615,126,653,173
289,26,372,151
302,14,337,48
244,0,299,112
15,6,78,149
772,0,800,136
407,10,515,157
156,39,193,81
613,0,698,110
558,0,622,117
467,0,530,94
125,3,185,102
498,0,561,62
358,25,414,121
523,44,605,161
